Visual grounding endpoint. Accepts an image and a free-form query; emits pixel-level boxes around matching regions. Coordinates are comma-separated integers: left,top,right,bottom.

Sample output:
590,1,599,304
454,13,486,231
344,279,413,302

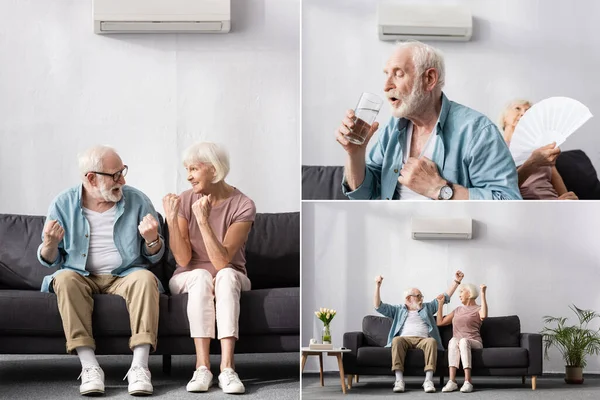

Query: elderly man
37,145,164,396
373,271,465,393
336,41,521,200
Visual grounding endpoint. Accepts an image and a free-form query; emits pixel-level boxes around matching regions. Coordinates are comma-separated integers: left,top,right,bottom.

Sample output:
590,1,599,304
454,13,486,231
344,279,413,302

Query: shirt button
85,234,89,238
82,254,86,257
394,169,398,173
386,197,390,200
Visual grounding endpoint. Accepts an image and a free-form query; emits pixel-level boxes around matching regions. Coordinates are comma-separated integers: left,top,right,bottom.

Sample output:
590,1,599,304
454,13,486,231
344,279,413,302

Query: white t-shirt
82,205,123,275
396,122,437,201
400,310,430,338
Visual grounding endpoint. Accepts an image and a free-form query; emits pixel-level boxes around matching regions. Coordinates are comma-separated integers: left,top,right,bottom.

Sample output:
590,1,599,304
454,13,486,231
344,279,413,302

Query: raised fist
138,214,159,244
43,220,64,247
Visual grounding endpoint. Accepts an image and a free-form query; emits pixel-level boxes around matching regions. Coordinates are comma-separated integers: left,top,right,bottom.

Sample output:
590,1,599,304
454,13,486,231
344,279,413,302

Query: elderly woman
499,99,578,200
436,283,488,393
162,142,256,394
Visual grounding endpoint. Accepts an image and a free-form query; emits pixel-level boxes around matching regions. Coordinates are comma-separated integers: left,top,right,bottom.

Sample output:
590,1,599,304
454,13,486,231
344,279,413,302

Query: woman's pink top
452,305,483,344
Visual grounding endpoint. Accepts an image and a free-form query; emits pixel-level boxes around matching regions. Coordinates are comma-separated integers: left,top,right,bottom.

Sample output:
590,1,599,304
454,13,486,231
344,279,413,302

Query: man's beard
100,182,123,202
391,77,430,118
407,298,422,311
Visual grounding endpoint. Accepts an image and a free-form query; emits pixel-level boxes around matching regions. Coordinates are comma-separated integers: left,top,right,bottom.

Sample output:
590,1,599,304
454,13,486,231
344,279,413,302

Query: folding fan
509,97,593,166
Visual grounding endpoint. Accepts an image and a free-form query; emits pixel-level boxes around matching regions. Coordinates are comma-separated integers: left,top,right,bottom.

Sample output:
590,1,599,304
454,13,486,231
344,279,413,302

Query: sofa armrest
342,331,365,374
521,333,543,376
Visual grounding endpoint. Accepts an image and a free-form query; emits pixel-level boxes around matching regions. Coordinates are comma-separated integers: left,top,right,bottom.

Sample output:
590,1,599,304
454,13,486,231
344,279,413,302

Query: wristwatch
437,180,454,200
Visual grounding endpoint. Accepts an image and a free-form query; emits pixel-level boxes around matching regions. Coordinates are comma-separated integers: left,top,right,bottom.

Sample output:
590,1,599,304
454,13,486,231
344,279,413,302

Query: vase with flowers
315,308,337,344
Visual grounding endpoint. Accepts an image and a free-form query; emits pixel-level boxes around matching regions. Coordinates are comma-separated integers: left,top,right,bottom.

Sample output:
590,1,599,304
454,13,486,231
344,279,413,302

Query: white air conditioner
411,218,472,240
377,2,472,42
93,0,231,34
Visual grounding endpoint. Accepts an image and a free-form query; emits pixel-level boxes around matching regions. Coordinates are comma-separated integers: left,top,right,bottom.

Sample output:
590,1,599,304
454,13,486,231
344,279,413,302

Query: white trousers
169,268,251,339
447,337,483,369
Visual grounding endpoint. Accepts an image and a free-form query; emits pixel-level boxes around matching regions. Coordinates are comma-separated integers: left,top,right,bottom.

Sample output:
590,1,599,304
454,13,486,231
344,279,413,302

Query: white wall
302,201,600,374
302,0,600,173
0,0,299,215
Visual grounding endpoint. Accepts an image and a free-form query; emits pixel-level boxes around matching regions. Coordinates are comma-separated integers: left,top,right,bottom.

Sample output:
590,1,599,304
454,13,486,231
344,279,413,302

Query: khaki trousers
169,268,251,339
391,336,438,372
51,269,159,354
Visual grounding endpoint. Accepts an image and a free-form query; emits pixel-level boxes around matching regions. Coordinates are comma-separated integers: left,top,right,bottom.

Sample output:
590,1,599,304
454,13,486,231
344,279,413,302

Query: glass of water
344,92,383,145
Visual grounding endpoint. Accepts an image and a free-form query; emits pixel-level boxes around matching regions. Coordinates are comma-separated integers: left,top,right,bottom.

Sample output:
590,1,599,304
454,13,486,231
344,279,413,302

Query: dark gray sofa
343,315,542,390
303,149,600,200
0,212,299,372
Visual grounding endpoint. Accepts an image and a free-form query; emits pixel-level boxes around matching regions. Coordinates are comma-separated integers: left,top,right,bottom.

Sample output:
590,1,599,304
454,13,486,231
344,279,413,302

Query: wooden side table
301,347,352,394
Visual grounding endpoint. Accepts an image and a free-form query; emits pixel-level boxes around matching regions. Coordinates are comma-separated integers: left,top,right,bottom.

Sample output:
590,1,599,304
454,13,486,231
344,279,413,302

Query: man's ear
423,68,439,92
85,173,96,187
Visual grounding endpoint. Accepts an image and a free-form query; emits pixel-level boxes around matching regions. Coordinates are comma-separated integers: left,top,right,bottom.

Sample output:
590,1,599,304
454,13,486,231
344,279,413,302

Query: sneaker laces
123,366,151,383
220,369,239,385
192,368,212,385
78,366,102,382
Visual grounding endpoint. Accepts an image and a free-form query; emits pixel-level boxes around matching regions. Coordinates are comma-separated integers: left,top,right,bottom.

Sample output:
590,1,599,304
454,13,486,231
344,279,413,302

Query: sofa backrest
0,211,299,291
302,166,348,200
362,314,522,348
556,150,600,200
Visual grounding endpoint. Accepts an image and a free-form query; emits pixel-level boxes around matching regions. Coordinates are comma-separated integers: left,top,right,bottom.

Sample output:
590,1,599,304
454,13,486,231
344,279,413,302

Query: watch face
441,185,453,200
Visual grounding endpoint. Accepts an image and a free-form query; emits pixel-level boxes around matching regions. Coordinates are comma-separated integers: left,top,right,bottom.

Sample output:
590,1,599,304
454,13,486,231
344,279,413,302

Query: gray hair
395,41,446,91
182,142,230,183
403,287,421,300
78,145,118,176
497,99,533,132
459,283,479,299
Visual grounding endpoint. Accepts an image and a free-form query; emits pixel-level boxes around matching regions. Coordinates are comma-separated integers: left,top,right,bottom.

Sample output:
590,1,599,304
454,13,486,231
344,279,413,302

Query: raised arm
192,195,253,271
480,284,488,320
436,294,455,326
445,270,464,297
374,275,383,308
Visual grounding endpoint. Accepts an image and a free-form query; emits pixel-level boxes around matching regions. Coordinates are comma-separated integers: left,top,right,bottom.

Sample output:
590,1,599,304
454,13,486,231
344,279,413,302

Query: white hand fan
509,97,593,166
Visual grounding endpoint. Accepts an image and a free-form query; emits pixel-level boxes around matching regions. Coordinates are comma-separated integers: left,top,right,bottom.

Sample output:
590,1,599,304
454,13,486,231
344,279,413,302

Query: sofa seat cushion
356,346,445,369
472,347,529,368
164,287,299,336
0,290,170,336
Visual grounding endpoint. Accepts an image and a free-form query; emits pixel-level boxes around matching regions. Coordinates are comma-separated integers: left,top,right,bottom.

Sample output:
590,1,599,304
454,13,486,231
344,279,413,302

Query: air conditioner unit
377,2,472,42
411,218,472,240
93,0,231,34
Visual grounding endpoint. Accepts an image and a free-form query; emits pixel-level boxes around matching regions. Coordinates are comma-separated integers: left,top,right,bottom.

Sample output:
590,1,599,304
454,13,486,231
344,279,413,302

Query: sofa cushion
363,315,392,347
244,213,299,290
0,214,48,290
480,315,521,347
556,150,600,200
472,347,529,368
356,346,445,369
0,290,169,336
162,287,299,336
302,166,347,200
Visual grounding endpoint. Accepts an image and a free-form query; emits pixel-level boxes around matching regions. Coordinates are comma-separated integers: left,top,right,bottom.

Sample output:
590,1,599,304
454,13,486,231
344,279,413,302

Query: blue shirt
375,293,450,350
36,185,165,293
343,93,522,200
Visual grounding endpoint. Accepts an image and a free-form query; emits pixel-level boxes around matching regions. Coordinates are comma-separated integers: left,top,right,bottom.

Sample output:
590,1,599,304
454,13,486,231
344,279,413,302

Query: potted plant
541,305,600,384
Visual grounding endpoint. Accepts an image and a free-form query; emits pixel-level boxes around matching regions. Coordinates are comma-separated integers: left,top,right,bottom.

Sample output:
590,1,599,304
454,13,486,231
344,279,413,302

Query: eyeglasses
86,165,128,182
408,294,423,299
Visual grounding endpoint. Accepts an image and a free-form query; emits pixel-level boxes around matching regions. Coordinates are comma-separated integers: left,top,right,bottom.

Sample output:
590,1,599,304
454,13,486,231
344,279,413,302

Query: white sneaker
423,379,436,393
78,365,105,395
187,366,214,392
460,381,474,393
442,380,459,392
124,366,153,396
393,380,405,393
218,368,245,394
